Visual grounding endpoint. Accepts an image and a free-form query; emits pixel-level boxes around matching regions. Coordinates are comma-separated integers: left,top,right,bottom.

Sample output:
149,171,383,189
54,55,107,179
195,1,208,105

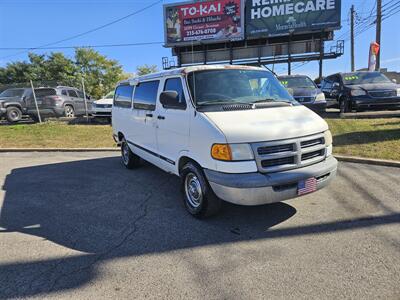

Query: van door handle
146,113,153,118
157,115,165,120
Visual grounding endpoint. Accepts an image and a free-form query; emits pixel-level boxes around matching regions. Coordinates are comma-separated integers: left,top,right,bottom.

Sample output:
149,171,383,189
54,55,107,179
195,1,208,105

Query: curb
334,155,400,168
1,149,399,168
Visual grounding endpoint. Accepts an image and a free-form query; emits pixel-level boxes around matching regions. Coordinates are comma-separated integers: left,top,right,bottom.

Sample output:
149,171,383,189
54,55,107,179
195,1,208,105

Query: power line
0,0,162,60
382,0,399,8
0,42,164,51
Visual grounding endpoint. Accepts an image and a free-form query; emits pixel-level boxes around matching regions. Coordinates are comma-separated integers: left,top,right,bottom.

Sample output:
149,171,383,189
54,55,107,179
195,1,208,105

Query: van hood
203,105,328,143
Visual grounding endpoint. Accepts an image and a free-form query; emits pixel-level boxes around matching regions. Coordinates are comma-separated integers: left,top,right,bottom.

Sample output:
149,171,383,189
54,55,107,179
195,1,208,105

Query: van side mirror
160,91,186,110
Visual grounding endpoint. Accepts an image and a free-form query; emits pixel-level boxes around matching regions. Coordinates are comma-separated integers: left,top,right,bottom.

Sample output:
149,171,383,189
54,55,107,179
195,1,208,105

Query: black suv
321,71,400,112
0,88,32,123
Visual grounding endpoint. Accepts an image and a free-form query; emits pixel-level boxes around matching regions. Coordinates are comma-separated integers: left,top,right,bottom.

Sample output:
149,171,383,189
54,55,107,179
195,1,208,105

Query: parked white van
112,65,337,217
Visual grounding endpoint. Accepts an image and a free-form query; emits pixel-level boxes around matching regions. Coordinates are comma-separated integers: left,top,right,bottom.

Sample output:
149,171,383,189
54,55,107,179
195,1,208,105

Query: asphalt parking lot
0,152,399,299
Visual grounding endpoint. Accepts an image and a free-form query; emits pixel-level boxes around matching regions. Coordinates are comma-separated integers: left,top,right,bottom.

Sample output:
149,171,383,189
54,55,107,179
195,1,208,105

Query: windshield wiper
197,100,250,106
251,99,275,104
252,99,292,105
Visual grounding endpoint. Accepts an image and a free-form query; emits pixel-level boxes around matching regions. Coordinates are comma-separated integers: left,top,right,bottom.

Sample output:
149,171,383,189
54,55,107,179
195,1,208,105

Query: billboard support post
204,44,207,65
288,33,293,75
319,32,325,81
229,42,233,65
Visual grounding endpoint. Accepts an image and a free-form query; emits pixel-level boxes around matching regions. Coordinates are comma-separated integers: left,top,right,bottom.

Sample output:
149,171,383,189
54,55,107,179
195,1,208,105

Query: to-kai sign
164,0,244,46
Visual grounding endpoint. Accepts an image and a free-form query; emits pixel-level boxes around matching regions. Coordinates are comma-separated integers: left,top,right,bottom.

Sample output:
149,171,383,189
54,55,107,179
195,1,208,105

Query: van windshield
187,69,295,107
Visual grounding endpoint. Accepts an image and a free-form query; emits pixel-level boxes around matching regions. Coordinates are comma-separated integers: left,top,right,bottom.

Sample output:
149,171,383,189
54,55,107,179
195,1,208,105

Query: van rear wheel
121,139,140,169
181,162,221,218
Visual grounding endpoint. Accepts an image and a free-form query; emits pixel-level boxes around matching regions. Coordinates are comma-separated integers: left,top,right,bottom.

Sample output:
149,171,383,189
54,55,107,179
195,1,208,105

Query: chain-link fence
0,79,95,124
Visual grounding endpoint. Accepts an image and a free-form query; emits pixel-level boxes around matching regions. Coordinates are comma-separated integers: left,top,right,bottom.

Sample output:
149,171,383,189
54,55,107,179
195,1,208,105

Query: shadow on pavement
0,157,399,298
333,128,400,146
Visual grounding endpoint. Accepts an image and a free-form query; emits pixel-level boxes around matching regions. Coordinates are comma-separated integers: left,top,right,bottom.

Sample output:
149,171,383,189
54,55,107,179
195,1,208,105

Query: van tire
121,139,140,169
180,162,221,218
6,106,22,123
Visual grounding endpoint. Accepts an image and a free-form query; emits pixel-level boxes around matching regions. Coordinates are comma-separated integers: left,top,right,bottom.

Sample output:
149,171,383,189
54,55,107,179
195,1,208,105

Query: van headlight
324,130,333,146
315,93,325,102
211,143,254,161
324,130,333,157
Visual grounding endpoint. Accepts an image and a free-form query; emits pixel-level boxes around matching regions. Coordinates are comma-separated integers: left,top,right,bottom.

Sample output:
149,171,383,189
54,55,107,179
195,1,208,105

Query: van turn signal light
211,144,232,161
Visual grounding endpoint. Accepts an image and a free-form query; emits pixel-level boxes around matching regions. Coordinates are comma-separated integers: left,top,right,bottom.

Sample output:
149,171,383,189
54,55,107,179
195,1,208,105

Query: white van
112,65,337,217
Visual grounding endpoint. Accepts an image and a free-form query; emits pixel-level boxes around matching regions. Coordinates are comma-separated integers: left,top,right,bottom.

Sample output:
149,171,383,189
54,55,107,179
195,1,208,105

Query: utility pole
350,5,355,72
376,0,382,70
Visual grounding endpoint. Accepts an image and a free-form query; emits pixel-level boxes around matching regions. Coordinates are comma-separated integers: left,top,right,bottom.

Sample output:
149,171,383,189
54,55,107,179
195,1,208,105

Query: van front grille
302,150,325,161
257,143,294,155
301,138,324,148
251,133,326,173
261,157,295,168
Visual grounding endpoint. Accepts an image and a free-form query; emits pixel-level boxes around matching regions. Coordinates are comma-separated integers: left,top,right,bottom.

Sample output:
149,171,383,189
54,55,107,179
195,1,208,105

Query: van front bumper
204,156,337,206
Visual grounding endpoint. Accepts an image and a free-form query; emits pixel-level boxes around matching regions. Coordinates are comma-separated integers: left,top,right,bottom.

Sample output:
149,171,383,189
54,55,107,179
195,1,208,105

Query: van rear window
133,81,159,111
114,85,133,108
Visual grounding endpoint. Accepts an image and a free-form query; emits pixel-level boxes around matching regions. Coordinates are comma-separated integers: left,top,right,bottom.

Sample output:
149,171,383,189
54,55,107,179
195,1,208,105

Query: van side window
62,90,68,96
114,85,133,108
164,78,186,105
133,80,159,111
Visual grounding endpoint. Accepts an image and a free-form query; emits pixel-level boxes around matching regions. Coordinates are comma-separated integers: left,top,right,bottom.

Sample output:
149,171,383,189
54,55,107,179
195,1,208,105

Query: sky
0,0,399,79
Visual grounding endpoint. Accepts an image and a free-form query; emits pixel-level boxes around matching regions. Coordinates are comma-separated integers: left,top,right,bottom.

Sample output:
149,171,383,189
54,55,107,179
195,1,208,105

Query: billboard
164,0,244,46
246,0,341,38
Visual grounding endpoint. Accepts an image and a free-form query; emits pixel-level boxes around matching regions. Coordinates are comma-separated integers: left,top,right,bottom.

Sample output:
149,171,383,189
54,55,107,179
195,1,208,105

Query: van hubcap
185,173,202,208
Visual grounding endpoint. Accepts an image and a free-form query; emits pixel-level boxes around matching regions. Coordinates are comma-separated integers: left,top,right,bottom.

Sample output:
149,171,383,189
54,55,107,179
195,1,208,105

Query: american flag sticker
297,177,317,196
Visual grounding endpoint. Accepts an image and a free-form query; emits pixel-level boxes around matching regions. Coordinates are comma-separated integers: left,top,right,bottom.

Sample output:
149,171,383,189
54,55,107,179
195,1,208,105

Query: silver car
27,86,93,119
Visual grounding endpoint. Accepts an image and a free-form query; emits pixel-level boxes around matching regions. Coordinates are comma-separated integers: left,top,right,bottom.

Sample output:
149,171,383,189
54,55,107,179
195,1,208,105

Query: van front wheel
181,162,221,218
121,139,140,169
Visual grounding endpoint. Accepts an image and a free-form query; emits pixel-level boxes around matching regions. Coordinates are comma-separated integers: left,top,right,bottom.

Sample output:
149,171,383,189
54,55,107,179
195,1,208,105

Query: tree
75,48,126,99
0,61,31,84
136,64,158,76
0,49,127,99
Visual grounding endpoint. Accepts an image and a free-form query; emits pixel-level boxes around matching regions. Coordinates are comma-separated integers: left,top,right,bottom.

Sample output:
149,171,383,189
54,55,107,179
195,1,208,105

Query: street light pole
350,5,355,72
376,0,382,70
